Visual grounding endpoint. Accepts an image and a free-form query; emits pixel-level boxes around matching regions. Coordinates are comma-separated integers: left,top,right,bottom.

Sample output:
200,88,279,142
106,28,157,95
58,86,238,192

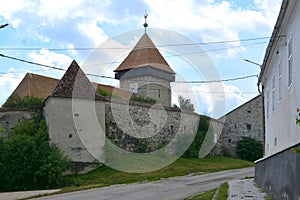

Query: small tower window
246,124,251,130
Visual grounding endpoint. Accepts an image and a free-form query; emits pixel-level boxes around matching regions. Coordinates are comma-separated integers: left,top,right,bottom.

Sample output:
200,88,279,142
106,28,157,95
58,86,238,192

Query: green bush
0,118,70,192
130,96,157,104
236,137,263,161
3,95,43,109
96,87,111,97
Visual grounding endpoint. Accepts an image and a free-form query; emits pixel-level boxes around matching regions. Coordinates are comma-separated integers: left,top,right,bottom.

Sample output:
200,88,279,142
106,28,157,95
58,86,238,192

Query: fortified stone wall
105,101,199,154
0,108,36,137
220,95,263,157
45,97,199,167
204,118,225,157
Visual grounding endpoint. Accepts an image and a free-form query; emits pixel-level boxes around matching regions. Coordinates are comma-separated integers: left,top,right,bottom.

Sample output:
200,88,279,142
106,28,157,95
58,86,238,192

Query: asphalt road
33,167,254,200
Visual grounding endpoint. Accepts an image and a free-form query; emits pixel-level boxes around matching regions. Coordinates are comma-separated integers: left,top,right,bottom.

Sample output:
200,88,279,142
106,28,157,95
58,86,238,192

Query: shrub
96,87,111,97
3,95,43,109
0,118,70,192
130,96,157,104
236,137,263,161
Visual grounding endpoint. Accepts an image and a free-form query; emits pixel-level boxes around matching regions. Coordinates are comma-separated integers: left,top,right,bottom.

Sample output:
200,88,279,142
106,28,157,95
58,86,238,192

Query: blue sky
0,0,282,118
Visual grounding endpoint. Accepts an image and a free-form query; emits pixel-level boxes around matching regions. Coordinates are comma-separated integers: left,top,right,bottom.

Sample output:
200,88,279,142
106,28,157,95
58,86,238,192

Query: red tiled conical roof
114,33,175,74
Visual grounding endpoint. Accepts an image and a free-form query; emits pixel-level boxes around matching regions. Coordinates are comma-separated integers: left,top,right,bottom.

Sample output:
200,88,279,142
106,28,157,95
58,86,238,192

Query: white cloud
0,0,34,23
191,82,247,117
254,0,283,25
77,20,109,46
143,0,282,58
28,49,73,70
0,0,282,59
0,73,25,106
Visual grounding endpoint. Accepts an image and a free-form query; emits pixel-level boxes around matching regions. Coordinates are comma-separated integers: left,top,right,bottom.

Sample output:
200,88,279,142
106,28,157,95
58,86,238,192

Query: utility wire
175,74,258,83
0,41,268,70
0,35,283,52
0,53,258,84
83,41,269,67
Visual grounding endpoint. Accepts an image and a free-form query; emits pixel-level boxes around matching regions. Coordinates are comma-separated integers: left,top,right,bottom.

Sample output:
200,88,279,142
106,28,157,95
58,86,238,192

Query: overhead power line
175,74,258,83
0,53,258,84
82,41,269,67
0,35,284,52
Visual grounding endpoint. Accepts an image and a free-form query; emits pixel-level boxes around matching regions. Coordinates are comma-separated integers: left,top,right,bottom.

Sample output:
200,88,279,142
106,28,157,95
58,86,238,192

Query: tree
178,95,195,111
236,137,263,161
0,118,70,192
3,95,43,109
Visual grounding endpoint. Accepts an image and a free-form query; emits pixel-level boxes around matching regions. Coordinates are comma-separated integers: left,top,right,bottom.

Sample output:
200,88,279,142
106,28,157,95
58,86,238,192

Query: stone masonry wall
105,101,199,154
220,95,263,157
0,108,36,137
45,97,199,166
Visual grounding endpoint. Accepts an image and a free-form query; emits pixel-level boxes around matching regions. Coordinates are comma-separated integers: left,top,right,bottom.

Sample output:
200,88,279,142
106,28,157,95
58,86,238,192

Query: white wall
44,97,105,163
262,0,300,157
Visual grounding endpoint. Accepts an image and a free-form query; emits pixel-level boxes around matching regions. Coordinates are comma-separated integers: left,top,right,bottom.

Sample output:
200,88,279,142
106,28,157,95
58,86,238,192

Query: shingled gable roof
51,60,96,99
8,73,59,100
114,33,175,74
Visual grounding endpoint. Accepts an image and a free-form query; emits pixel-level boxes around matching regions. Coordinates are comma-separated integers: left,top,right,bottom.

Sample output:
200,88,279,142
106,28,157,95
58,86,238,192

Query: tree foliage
0,118,70,192
236,137,263,161
3,95,43,109
178,95,195,111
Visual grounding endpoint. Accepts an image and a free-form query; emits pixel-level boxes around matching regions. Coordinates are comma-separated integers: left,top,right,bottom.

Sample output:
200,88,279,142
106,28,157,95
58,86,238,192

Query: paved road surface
33,167,254,200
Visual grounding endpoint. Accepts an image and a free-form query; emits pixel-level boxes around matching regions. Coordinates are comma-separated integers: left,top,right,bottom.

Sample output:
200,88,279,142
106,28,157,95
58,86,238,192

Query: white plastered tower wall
44,97,105,163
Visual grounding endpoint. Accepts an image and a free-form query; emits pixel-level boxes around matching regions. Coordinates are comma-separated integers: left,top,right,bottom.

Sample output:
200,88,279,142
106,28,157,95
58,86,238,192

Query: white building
255,0,300,199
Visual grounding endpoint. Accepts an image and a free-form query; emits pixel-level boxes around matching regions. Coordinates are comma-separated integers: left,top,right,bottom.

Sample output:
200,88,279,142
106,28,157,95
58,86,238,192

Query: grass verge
59,156,253,193
216,182,229,200
187,188,217,200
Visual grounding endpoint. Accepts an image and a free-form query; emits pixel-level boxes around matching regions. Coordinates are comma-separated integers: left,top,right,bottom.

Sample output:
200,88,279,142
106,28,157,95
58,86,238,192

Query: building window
278,52,282,102
272,76,275,111
246,124,251,131
274,137,277,146
266,88,270,119
228,139,232,143
288,33,293,87
247,110,251,113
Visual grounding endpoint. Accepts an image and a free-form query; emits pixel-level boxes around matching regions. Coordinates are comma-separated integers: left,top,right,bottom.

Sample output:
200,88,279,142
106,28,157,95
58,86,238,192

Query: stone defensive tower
114,17,175,105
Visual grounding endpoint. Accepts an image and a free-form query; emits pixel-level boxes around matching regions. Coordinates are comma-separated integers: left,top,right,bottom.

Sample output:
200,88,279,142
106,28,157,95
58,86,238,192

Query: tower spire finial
143,13,148,33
